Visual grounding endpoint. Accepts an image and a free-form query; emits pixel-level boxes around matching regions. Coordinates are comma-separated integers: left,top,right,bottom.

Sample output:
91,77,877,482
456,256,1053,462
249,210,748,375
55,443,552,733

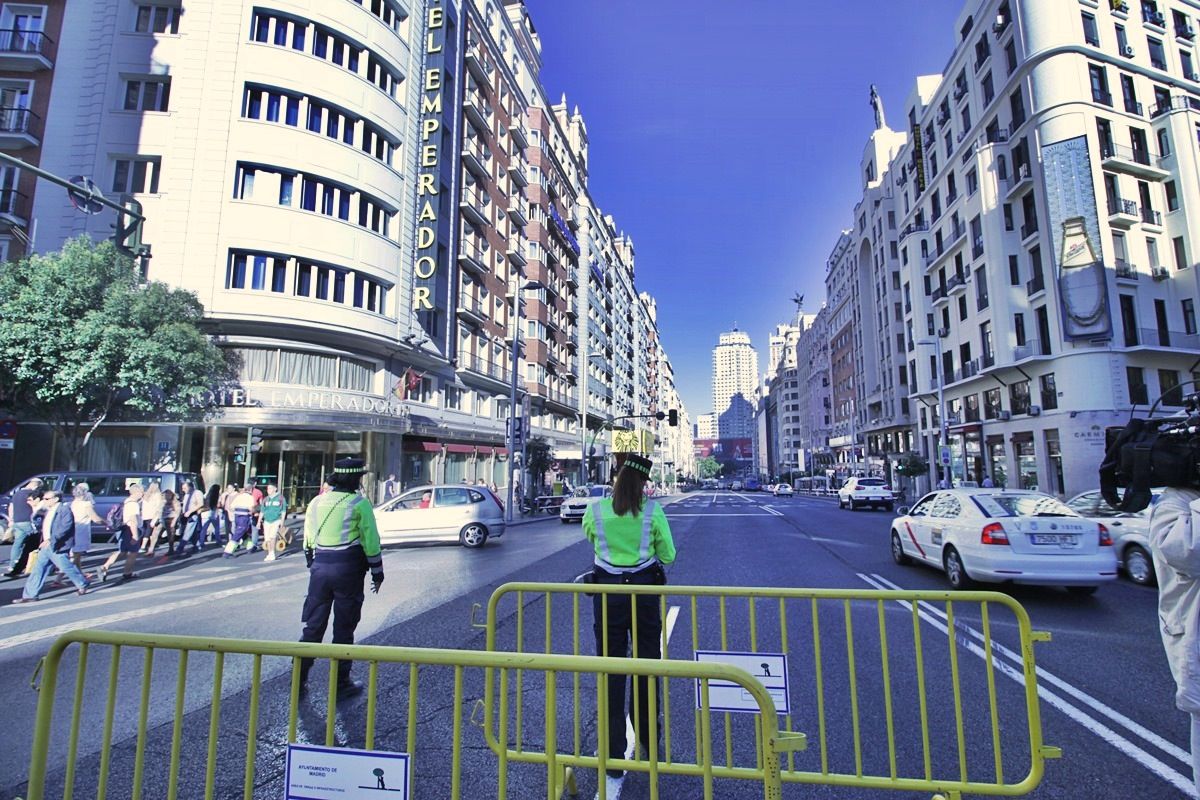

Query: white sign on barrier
286,744,410,799
694,651,790,714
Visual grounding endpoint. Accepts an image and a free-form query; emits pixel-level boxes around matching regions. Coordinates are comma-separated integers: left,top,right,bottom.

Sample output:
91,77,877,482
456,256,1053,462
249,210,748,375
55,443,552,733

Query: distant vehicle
374,484,505,548
730,481,743,492
1065,488,1164,586
764,484,777,494
560,485,613,523
702,479,718,490
890,489,1118,592
837,477,895,511
744,477,761,492
1,471,204,530
773,484,794,497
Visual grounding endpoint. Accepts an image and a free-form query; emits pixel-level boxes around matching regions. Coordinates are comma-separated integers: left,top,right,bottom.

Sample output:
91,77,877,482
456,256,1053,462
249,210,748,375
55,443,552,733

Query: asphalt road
0,491,1190,799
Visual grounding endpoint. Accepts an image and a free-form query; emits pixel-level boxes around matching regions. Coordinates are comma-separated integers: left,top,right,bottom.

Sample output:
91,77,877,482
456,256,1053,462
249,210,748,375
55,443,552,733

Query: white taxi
559,485,612,523
890,489,1118,593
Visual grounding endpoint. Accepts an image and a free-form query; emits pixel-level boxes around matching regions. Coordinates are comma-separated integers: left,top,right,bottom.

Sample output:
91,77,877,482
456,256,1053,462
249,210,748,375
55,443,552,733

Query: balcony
982,352,996,368
1013,339,1050,360
1108,197,1140,227
1019,219,1039,242
931,286,948,304
947,272,968,295
0,189,27,227
507,199,528,227
508,163,528,188
1177,24,1197,41
566,333,578,350
456,293,489,327
0,106,37,149
971,235,984,259
1026,274,1046,296
1100,142,1169,180
1141,207,1163,227
899,221,929,242
458,352,509,387
506,237,527,268
0,29,52,71
464,41,493,84
1142,8,1166,28
462,137,491,178
1005,161,1034,198
1128,327,1200,349
459,185,490,227
463,89,493,133
457,236,489,276
1123,99,1145,116
1115,259,1140,280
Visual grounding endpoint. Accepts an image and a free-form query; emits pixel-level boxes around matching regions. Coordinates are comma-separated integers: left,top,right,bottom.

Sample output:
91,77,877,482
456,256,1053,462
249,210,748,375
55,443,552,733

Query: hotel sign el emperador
413,1,450,328
208,388,410,425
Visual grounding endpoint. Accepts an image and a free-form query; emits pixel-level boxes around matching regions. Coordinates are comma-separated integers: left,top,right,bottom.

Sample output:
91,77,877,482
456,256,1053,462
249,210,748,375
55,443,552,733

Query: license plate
1030,534,1079,546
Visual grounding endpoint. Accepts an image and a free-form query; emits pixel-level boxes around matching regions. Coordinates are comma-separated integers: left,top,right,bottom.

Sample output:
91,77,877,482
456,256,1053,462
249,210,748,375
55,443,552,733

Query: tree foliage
0,237,236,468
894,452,930,478
696,456,722,479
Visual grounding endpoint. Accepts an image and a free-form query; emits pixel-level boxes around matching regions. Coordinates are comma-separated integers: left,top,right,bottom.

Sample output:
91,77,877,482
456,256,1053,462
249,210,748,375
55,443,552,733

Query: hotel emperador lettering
413,3,446,311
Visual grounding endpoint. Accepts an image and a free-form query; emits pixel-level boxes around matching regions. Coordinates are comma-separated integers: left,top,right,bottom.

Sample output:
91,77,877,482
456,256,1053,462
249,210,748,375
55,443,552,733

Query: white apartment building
711,329,759,465
695,412,717,441
881,0,1200,497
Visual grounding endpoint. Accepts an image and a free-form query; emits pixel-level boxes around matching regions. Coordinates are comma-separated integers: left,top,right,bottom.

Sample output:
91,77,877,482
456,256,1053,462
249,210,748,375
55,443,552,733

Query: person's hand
371,570,384,594
304,548,314,568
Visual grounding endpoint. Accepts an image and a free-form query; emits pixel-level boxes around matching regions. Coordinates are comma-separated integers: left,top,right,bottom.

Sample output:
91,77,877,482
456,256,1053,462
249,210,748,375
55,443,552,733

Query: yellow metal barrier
22,629,787,800
477,582,1061,800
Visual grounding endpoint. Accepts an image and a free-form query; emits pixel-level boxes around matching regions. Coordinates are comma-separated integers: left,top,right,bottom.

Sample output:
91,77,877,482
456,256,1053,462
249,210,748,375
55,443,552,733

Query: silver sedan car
560,485,612,523
1065,489,1163,586
374,484,506,548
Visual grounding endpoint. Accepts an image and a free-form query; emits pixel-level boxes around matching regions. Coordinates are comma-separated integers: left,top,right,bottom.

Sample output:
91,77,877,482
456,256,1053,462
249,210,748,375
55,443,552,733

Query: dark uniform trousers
592,564,665,766
299,547,368,684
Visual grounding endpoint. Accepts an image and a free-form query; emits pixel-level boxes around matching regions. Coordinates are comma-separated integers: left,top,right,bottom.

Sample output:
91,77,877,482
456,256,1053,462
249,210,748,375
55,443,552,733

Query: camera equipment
1100,384,1200,512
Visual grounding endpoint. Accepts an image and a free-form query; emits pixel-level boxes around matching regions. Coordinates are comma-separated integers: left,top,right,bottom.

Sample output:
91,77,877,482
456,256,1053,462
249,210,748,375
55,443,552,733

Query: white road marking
859,572,1197,797
807,537,868,548
761,507,784,517
623,605,680,761
663,513,773,517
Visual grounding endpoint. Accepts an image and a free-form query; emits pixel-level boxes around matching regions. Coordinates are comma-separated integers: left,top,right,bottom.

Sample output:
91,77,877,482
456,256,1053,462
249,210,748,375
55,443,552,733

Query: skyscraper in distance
712,328,759,466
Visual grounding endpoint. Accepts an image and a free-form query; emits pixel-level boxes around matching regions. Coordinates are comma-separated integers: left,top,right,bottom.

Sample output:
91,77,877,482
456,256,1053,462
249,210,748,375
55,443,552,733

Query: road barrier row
475,582,1060,799
22,629,790,800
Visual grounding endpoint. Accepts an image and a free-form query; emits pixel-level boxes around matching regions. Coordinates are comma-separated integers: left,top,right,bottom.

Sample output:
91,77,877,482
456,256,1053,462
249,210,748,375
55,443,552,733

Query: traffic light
249,427,265,453
113,196,146,257
667,409,679,427
233,445,246,463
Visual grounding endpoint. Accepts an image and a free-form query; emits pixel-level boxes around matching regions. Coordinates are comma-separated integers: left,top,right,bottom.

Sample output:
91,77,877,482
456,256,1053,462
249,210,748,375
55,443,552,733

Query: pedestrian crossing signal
233,445,246,463
249,427,265,453
668,409,679,427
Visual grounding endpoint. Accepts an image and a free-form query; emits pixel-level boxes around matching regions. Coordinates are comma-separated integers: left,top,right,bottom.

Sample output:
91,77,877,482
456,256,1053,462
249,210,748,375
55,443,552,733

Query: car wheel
1067,585,1099,596
891,531,912,566
560,517,570,524
838,496,846,509
1124,544,1155,586
460,524,488,548
944,547,972,589
849,499,859,511
883,503,894,513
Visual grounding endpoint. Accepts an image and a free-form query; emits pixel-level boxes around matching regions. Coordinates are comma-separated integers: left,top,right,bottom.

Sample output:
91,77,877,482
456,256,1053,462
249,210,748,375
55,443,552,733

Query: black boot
297,657,313,697
336,661,363,699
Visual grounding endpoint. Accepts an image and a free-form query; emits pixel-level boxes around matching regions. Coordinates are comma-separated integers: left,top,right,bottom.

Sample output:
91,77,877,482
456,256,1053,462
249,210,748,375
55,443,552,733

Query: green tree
696,456,722,479
0,237,236,469
894,452,929,478
524,436,553,497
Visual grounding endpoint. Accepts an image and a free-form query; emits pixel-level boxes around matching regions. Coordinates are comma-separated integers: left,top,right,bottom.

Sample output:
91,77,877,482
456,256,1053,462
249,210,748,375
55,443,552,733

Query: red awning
417,442,442,453
445,444,477,454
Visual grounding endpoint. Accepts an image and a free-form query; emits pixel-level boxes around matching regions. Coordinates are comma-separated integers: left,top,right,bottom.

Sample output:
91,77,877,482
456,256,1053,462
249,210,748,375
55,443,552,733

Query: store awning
553,448,583,461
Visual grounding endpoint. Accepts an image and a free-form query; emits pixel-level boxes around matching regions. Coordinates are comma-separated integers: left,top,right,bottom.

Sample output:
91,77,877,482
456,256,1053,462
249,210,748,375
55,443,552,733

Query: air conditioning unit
937,327,950,338
1029,405,1042,416
998,410,1012,421
1122,45,1136,57
1152,266,1170,281
992,14,1006,33
1189,72,1200,82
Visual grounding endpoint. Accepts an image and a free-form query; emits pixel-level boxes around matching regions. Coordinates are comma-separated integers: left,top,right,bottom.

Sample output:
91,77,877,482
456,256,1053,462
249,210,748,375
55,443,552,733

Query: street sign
0,419,16,439
285,744,409,799
939,446,952,467
508,417,524,448
66,175,105,215
694,651,790,714
0,440,13,450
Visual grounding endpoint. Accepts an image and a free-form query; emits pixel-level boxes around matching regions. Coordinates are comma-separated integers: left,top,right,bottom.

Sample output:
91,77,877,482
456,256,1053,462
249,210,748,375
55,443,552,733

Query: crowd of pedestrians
2,477,292,604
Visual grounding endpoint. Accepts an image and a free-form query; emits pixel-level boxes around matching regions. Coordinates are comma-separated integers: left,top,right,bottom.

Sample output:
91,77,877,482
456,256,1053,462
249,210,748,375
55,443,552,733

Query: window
1149,37,1167,70
1184,298,1197,335
1120,294,1139,345
1120,73,1139,114
1010,379,1031,415
1040,373,1058,410
1173,235,1188,270
1128,366,1149,404
1117,24,1129,54
981,72,995,104
134,4,180,34
1089,64,1112,105
1167,180,1179,211
1082,12,1100,45
226,252,286,292
967,168,978,196
111,156,161,194
975,265,989,310
1014,312,1026,346
984,387,1002,418
1005,40,1017,74
1160,369,1182,405
123,77,170,111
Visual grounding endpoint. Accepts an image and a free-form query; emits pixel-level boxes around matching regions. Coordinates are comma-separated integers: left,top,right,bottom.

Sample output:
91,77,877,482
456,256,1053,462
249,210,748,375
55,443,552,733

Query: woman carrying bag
582,453,676,800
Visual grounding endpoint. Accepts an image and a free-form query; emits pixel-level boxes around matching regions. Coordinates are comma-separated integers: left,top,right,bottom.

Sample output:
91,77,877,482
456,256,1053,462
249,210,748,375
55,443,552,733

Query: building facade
711,328,758,470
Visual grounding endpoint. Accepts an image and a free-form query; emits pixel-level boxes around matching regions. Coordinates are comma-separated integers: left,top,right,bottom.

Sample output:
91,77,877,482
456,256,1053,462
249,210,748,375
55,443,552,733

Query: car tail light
855,486,866,492
882,485,891,491
1099,524,1113,546
981,522,1010,545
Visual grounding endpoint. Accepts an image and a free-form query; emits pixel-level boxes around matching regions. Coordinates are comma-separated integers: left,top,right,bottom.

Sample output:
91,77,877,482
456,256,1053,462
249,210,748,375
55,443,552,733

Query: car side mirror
897,505,911,516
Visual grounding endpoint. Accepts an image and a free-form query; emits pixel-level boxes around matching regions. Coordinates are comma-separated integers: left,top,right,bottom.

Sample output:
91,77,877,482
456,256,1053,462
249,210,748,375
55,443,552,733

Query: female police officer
582,453,676,798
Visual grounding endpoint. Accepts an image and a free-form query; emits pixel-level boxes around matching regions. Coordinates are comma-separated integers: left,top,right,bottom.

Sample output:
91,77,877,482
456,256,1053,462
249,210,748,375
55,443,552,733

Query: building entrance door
282,450,328,510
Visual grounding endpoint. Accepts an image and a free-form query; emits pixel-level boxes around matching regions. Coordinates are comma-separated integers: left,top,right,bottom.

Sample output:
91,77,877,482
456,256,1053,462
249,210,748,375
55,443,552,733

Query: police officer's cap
622,454,653,477
333,457,366,475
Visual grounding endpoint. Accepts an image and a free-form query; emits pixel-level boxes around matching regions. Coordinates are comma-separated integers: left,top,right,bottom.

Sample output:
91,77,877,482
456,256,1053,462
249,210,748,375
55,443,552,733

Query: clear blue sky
524,0,964,419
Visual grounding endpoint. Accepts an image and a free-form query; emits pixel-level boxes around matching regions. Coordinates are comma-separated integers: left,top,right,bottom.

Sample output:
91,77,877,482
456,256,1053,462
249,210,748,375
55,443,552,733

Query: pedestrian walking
249,482,265,551
147,489,180,555
220,483,238,537
582,453,676,800
69,483,102,574
981,474,995,488
4,477,43,578
381,473,399,503
297,457,384,698
99,484,142,583
197,482,223,544
11,490,90,603
139,482,164,554
259,484,286,561
1148,487,1200,795
223,485,258,557
173,480,205,556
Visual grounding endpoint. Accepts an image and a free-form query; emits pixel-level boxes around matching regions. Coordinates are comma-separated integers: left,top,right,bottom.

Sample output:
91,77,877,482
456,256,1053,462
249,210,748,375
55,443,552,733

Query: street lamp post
507,280,544,523
917,338,948,489
579,353,604,488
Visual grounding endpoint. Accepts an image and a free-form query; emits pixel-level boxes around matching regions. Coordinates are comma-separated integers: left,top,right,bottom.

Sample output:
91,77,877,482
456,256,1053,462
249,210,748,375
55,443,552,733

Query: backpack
105,503,124,530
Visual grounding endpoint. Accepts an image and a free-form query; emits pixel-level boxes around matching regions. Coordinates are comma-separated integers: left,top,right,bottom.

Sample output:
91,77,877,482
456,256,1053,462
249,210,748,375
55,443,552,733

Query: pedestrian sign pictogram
285,743,410,798
694,650,790,714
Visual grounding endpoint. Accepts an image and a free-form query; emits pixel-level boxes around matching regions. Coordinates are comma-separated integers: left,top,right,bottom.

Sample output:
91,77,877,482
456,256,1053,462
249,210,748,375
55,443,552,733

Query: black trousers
592,567,664,766
299,549,367,684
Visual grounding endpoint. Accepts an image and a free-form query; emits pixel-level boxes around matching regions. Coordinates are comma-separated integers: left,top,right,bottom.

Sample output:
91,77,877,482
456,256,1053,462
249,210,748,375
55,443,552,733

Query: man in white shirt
100,484,143,583
173,480,206,557
224,486,259,558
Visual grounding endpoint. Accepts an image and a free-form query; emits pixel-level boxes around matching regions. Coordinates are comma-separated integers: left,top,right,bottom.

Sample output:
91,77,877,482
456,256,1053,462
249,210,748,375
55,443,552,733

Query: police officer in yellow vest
583,453,676,797
298,458,384,697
